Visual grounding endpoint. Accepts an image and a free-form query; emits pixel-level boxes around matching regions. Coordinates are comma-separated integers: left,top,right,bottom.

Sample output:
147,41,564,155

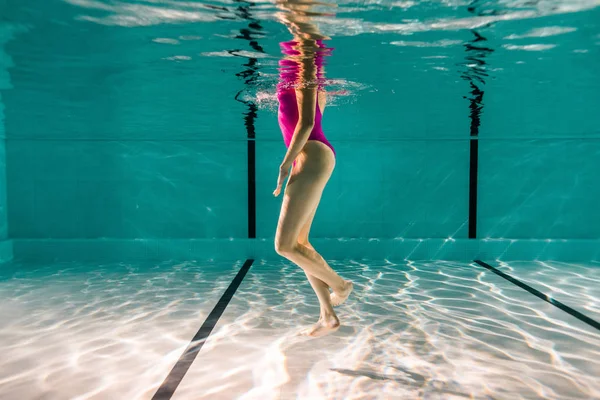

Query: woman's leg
297,204,317,250
297,205,337,319
275,142,349,336
296,174,353,308
274,143,345,293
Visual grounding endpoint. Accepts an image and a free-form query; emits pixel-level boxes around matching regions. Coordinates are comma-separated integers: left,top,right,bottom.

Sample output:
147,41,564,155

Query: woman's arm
281,83,327,168
274,83,317,196
280,85,317,168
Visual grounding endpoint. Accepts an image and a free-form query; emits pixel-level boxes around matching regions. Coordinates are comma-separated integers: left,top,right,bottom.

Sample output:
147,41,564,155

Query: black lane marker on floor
151,259,254,400
474,260,600,332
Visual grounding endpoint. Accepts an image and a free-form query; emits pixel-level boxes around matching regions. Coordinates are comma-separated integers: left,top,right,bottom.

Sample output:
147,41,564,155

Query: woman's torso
276,40,335,156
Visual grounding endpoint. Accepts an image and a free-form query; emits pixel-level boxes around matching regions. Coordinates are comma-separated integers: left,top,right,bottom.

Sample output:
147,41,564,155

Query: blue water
1,0,600,399
1,0,599,246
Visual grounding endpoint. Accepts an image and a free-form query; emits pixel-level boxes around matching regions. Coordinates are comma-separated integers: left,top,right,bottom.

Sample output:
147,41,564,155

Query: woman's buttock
293,140,336,176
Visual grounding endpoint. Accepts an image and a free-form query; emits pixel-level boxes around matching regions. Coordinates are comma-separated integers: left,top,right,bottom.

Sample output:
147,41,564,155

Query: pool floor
0,260,598,399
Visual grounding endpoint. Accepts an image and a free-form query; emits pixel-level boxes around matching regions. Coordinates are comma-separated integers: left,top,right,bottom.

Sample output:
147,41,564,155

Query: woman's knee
274,238,297,256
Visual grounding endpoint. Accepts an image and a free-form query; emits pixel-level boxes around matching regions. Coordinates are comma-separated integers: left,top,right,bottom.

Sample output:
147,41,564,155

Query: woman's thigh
275,141,335,250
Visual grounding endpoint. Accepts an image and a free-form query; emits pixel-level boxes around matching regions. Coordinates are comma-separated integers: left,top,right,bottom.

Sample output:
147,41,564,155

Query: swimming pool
1,0,600,398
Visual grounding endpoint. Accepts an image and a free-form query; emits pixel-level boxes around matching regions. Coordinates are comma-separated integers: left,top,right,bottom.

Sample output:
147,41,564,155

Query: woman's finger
273,174,283,196
274,166,290,196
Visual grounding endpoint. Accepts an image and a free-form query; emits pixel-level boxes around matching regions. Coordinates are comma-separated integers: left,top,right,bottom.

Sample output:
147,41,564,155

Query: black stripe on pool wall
460,4,494,239
468,139,479,239
231,2,263,239
248,139,256,238
474,260,600,332
151,259,254,400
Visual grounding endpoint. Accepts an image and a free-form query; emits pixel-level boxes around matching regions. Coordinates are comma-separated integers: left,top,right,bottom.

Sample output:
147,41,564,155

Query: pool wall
1,15,600,263
0,30,12,263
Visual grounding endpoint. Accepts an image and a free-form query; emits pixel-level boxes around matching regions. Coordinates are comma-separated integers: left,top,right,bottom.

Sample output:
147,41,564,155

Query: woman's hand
273,161,293,197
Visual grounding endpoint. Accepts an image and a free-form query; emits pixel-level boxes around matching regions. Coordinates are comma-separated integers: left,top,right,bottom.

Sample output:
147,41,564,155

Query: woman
273,1,353,338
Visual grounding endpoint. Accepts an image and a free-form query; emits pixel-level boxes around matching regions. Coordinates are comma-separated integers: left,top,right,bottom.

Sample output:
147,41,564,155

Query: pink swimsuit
277,40,336,158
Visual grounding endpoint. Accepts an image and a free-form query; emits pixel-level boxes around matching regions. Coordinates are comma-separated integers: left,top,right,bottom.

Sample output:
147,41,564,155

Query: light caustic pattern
0,260,599,399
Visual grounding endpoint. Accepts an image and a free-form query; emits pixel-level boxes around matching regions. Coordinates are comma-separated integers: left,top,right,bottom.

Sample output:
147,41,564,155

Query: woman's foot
331,280,353,306
300,314,340,338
